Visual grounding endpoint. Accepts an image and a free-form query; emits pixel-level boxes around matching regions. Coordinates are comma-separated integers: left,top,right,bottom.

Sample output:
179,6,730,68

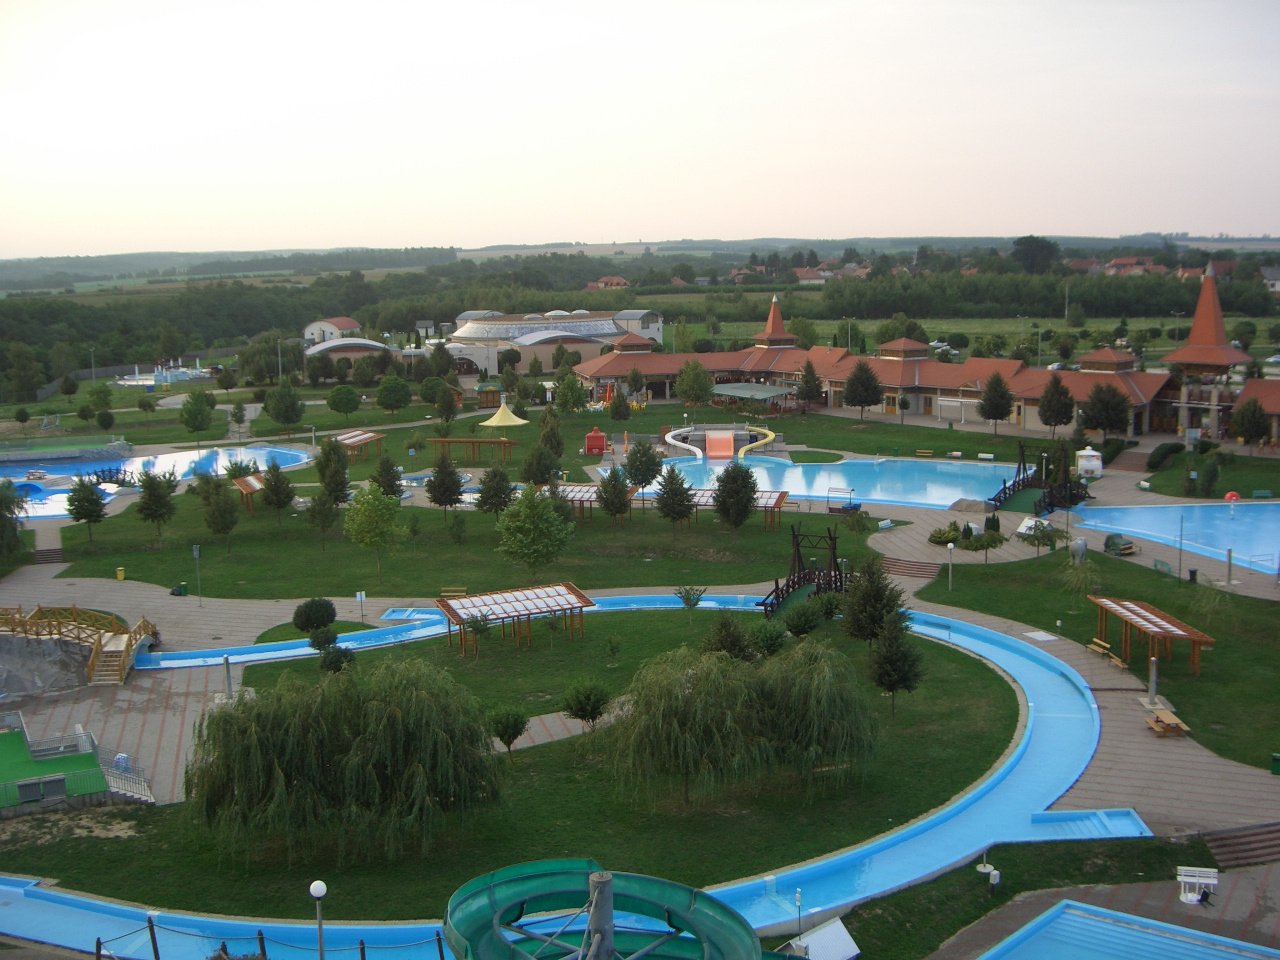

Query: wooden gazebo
334,429,385,462
438,583,595,657
418,436,515,464
1088,595,1217,677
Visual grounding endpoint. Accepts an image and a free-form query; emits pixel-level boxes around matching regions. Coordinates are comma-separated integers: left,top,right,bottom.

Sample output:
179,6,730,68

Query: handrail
3,606,156,685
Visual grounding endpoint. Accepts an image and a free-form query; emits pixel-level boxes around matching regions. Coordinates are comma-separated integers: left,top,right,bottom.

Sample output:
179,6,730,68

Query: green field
1146,448,1280,498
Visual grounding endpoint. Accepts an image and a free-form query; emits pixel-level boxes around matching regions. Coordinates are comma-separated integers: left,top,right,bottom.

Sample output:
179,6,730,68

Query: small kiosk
1075,445,1104,480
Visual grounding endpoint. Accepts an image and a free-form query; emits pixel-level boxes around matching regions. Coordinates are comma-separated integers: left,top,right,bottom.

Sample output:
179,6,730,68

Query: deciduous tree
496,485,575,580
1081,382,1129,441
66,477,105,541
327,385,360,422
343,486,407,583
1234,396,1270,451
265,381,305,434
674,359,713,404
180,389,214,446
306,493,340,549
204,481,240,552
623,438,661,509
376,375,412,420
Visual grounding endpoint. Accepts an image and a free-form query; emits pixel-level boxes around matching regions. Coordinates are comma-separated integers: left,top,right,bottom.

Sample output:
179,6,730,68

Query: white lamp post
310,880,327,960
947,542,955,591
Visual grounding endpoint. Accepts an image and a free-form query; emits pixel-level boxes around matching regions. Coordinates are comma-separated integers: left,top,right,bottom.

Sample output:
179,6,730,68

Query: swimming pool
0,445,310,484
669,455,1019,508
1076,501,1280,573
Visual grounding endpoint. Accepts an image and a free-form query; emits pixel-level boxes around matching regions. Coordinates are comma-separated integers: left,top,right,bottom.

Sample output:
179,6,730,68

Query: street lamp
310,880,327,960
947,542,955,591
192,544,202,608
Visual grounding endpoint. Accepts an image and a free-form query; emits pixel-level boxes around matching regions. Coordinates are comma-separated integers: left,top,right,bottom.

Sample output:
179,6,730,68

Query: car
1048,362,1065,371
1265,355,1280,364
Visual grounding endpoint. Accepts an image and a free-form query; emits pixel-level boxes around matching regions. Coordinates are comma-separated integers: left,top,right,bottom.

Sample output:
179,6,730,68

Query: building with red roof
1233,379,1280,444
303,316,362,343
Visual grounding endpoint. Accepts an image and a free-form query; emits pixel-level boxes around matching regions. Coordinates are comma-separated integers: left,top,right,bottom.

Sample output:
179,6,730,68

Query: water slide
663,426,702,460
735,426,775,460
705,430,736,459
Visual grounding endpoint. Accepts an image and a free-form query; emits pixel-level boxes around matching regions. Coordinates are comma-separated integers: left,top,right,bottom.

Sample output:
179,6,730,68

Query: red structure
584,426,607,456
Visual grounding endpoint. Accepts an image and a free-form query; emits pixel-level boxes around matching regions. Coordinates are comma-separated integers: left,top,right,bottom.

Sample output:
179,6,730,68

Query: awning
712,383,795,401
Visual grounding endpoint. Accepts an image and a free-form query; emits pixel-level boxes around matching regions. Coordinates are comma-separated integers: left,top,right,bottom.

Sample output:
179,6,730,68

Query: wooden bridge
0,606,157,685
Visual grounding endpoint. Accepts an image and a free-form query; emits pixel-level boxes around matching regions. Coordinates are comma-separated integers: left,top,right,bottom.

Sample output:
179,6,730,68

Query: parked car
1265,355,1280,364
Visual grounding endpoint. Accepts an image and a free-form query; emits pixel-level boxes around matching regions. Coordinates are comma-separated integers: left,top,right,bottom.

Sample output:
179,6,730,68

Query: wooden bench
1109,653,1127,669
1177,866,1219,903
1145,717,1173,736
915,449,934,457
977,452,995,461
440,586,468,599
1253,490,1273,499
1086,638,1111,657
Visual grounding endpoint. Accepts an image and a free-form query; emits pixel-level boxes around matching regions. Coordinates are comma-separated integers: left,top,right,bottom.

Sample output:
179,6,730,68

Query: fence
34,346,239,401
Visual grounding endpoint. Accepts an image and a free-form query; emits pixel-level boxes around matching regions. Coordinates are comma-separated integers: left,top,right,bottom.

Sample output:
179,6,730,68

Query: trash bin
179,582,188,596
1272,753,1280,776
1188,569,1198,583
116,567,124,581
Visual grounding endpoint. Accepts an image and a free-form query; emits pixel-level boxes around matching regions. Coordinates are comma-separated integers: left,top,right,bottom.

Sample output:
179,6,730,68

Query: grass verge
253,620,366,645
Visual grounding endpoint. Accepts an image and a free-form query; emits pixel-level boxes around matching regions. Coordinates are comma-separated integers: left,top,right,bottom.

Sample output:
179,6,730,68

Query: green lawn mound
5,614,1017,921
998,486,1043,514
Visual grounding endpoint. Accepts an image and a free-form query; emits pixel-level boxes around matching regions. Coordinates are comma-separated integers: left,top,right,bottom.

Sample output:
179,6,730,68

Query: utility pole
277,339,283,383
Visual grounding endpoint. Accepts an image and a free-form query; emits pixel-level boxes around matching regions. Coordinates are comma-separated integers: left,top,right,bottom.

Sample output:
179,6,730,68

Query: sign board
192,544,201,559
1185,427,1201,450
356,591,365,603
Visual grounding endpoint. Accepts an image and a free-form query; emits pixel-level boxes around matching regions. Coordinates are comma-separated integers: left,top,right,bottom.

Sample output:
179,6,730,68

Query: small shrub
562,680,611,731
1099,438,1127,464
1146,441,1184,471
1195,438,1219,456
782,598,824,638
309,627,338,650
843,510,875,534
252,388,267,403
750,619,787,657
448,512,466,545
984,513,1001,533
318,645,355,673
702,611,757,661
928,520,962,545
293,597,337,632
960,522,973,541
815,591,843,620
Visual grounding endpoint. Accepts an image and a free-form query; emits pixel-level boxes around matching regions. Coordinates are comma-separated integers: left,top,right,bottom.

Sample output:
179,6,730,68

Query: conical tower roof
1161,264,1251,372
753,295,797,347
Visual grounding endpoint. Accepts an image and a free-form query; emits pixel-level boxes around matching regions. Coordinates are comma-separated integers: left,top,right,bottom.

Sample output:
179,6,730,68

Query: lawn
917,551,1280,769
835,835,1217,960
58,494,879,599
250,398,436,438
1146,448,1280,499
5,406,229,447
2,618,1018,921
0,530,34,580
253,620,365,644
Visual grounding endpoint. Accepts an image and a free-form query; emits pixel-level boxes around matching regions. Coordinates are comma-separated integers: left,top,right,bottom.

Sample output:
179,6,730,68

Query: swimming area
1076,501,1280,573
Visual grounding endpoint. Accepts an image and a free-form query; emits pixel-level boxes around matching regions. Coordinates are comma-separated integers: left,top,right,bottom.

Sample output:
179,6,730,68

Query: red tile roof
1235,378,1280,416
1161,267,1251,369
877,337,930,353
1008,368,1169,405
325,316,361,330
755,296,797,345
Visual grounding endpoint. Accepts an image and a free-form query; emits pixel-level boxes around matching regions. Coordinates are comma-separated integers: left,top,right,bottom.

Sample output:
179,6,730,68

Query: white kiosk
1075,445,1104,480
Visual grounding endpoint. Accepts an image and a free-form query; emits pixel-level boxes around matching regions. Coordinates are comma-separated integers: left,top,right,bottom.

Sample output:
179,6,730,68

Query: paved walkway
926,862,1280,959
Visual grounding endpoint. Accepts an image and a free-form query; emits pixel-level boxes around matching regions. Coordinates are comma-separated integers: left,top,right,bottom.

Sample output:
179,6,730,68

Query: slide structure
704,430,736,460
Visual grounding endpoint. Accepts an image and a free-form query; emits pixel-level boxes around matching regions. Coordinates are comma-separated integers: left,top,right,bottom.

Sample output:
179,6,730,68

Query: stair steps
90,651,125,685
32,548,63,564
881,557,942,579
1203,821,1280,869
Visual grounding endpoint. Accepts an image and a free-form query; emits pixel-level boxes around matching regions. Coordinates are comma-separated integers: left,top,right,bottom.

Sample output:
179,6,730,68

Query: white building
303,317,362,343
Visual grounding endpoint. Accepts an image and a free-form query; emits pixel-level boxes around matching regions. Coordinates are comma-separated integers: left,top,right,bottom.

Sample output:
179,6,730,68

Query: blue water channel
1075,501,1280,573
668,455,1019,507
1,599,1150,959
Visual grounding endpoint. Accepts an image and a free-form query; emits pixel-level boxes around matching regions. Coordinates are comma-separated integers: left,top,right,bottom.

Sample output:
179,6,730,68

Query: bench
440,586,468,599
877,519,895,531
977,452,995,461
1086,638,1111,657
1177,866,1219,903
1253,490,1273,499
1137,480,1151,490
947,451,963,458
1153,559,1173,575
915,449,934,457
1109,653,1127,669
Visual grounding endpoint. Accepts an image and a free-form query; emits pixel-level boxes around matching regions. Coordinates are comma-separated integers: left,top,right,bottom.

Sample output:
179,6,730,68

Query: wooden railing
759,568,847,620
1,606,157,684
989,473,1042,509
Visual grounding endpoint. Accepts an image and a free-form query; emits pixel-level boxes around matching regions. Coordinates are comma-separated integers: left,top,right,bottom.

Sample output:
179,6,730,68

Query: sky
1,0,1278,259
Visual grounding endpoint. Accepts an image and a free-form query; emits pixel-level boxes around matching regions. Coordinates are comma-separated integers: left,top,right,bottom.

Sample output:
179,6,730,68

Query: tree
496,485,575,580
867,618,924,718
1010,235,1061,274
609,389,631,421
5,342,40,402
59,374,79,404
88,383,112,413
265,381,305,434
429,342,455,377
204,481,240,552
897,393,910,424
425,451,463,513
597,468,631,529
562,681,611,732
76,404,93,422
489,708,529,758
65,477,106,541
259,461,296,525
436,386,457,423
623,438,662,510
136,469,177,540
1038,373,1075,438
315,438,351,505
370,454,404,499
0,480,28,558
978,371,1013,434
843,360,883,419
539,405,564,457
555,376,587,413
13,408,29,433
788,317,819,349
712,459,757,534
138,396,157,418
626,366,646,400
377,376,413,420
229,400,246,438
179,390,214,446
216,368,238,394
519,445,561,485
655,464,694,534
673,585,706,625
184,659,499,863
475,466,515,518
1081,382,1129,441
351,355,378,388
343,487,407,583
796,359,824,407
843,555,906,644
96,410,115,433
327,385,360,423
306,493,340,549
674,359,713,404
1234,396,1270,451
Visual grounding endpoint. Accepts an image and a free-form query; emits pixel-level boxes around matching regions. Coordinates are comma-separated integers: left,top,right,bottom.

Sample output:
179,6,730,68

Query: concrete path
926,862,1280,959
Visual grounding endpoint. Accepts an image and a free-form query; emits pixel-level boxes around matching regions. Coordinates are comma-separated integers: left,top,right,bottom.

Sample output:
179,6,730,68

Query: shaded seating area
438,584,595,657
1088,595,1217,677
231,473,266,516
417,436,515,465
334,429,386,462
539,482,639,520
689,488,789,530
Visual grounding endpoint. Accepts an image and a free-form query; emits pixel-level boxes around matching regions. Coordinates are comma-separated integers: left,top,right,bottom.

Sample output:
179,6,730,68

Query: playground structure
446,859,769,960
759,524,846,619
438,584,595,656
0,606,157,686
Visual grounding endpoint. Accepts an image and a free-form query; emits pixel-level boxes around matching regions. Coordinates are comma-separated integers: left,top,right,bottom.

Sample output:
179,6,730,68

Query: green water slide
445,859,774,960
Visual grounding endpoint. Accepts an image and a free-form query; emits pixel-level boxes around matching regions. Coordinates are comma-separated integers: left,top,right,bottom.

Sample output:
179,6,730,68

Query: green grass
11,407,229,447
1147,449,1280,498
1,620,1017,920
837,836,1217,960
788,450,844,463
253,620,366,644
250,399,436,438
59,494,877,599
0,530,35,580
917,551,1280,769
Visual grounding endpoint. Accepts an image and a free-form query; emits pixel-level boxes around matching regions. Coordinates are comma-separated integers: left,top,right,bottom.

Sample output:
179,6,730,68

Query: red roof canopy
1162,268,1251,370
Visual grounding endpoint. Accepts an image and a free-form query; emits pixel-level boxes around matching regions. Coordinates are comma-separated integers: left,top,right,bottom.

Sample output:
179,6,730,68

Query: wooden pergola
231,473,265,516
334,429,385,462
689,488,789,530
539,482,639,520
1088,595,1217,677
418,436,515,464
438,583,595,657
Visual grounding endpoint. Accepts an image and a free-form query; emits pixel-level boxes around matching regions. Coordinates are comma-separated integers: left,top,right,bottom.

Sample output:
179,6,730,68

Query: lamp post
310,880,327,960
947,542,955,591
192,544,202,608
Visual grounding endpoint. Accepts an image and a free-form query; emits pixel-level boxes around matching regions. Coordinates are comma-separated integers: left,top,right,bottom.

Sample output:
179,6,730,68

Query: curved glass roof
454,317,623,341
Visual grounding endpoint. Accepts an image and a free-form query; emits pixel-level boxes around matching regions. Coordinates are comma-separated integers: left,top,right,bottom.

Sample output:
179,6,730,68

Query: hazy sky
1,0,1278,259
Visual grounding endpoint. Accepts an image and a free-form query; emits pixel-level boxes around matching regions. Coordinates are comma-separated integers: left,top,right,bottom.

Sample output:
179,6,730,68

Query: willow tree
185,660,500,863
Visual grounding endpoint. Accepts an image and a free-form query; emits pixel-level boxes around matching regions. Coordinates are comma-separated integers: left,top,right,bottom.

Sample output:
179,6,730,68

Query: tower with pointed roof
753,296,797,347
1161,264,1251,435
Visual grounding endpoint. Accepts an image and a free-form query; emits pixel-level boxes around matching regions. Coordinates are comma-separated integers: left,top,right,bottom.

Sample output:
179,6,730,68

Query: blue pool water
1076,501,1280,573
668,455,1019,507
0,445,309,484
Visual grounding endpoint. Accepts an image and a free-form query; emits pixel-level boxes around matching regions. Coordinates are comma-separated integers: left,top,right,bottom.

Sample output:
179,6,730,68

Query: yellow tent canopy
479,403,529,429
